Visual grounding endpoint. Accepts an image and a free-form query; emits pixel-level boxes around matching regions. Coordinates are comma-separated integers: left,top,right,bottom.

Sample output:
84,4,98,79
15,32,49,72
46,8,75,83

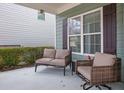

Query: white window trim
67,7,103,56
83,32,101,35
69,34,81,36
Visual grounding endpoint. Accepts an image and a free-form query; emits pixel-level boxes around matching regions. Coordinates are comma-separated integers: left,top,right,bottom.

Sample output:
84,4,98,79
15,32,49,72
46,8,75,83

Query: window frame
67,7,103,56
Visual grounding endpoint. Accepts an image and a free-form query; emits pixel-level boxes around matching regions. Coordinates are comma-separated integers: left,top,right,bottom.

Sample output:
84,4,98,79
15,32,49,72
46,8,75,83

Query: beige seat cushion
43,48,56,58
55,49,70,59
77,66,92,80
93,52,116,66
36,58,53,65
50,59,65,66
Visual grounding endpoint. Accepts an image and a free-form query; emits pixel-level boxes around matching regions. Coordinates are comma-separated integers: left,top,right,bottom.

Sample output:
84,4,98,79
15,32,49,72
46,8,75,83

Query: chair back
93,52,116,67
55,49,70,59
43,48,56,58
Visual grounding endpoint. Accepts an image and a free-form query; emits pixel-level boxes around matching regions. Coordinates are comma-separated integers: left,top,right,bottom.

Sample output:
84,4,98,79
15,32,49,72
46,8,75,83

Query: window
68,8,103,55
83,11,101,54
68,17,81,53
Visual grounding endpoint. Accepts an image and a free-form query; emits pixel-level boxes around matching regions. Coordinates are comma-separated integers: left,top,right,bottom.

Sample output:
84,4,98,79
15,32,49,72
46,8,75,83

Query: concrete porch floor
0,66,124,90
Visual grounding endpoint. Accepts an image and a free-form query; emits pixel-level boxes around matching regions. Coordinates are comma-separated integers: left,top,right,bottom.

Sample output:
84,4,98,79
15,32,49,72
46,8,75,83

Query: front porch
0,3,124,90
0,66,123,90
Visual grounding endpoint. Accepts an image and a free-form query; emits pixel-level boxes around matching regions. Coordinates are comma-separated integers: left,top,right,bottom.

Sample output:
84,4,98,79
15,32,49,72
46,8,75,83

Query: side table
71,60,92,75
71,61,77,75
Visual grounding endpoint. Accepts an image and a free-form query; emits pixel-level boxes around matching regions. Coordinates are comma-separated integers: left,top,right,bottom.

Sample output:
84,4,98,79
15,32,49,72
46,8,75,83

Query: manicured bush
0,46,52,69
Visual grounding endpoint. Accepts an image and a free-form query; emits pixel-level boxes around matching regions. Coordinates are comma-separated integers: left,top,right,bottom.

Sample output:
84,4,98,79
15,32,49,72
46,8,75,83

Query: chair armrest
76,60,93,66
113,58,121,81
65,55,71,66
91,65,116,84
75,60,93,74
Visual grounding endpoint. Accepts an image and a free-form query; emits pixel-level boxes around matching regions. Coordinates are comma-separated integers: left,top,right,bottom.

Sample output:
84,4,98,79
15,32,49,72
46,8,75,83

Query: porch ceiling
16,3,80,14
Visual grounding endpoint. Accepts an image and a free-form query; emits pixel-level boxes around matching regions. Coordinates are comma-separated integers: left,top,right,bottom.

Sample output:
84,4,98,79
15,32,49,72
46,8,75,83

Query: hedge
0,47,52,68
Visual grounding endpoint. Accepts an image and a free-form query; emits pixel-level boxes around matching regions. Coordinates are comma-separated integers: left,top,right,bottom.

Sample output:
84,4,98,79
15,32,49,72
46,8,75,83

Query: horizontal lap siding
0,4,55,47
56,16,65,49
117,4,124,81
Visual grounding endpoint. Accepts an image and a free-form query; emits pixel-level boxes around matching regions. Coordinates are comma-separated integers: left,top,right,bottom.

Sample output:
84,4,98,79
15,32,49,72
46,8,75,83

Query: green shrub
0,56,4,68
0,46,52,67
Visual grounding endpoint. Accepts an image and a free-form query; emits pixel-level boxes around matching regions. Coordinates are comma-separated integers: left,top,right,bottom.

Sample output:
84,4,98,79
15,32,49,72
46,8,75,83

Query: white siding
0,3,56,47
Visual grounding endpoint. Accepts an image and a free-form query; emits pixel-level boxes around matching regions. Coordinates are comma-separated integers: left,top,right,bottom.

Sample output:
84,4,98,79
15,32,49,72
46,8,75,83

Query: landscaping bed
0,46,52,71
0,64,34,72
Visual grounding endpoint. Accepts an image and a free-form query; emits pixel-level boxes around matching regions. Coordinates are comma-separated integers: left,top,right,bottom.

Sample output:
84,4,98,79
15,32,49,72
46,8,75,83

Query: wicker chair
76,52,121,90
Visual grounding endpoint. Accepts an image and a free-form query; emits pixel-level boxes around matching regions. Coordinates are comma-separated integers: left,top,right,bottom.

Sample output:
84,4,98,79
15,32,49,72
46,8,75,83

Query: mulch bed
0,64,34,72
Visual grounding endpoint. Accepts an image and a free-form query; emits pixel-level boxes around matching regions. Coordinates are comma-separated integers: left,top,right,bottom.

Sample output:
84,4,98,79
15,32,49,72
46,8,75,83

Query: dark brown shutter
103,4,117,54
63,18,68,49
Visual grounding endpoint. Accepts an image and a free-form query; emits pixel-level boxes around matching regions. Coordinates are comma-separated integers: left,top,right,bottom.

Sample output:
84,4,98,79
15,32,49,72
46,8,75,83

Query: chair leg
69,63,71,69
64,67,66,76
100,84,112,90
83,82,93,90
35,64,38,72
96,85,102,90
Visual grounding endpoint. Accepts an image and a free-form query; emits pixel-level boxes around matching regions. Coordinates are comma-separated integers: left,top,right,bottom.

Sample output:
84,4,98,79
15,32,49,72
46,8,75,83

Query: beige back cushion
93,52,116,66
43,48,56,58
55,49,70,59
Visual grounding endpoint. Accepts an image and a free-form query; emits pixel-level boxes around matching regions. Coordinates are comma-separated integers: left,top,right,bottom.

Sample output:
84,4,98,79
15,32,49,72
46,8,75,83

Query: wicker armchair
76,52,121,90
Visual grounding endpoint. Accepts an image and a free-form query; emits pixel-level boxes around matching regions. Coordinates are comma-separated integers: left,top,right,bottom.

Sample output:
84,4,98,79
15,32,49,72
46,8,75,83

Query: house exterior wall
56,3,124,81
56,3,109,60
0,3,56,47
117,3,124,81
56,16,65,49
